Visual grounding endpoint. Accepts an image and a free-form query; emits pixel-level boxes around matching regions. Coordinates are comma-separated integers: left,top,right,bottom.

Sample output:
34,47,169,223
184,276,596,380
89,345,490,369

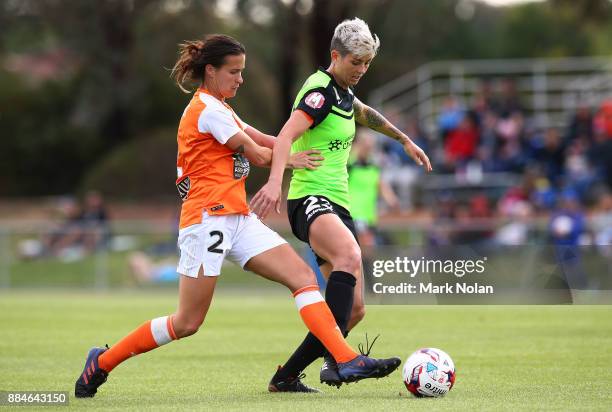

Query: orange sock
98,315,177,372
293,285,357,363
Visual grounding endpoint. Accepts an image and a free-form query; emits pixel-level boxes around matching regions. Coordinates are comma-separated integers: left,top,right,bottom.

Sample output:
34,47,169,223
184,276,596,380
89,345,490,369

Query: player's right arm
250,110,312,218
199,107,272,167
225,130,272,167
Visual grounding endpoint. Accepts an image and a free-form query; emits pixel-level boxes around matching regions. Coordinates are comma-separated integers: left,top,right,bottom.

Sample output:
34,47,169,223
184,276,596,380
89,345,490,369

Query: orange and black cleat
268,366,321,393
75,346,109,398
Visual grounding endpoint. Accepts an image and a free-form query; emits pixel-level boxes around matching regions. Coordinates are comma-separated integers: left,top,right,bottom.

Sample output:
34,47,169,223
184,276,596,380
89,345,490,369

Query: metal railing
1,217,609,290
369,56,612,136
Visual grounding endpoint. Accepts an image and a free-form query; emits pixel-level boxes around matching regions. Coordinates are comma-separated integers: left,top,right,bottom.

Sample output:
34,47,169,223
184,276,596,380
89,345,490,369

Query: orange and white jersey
176,88,250,229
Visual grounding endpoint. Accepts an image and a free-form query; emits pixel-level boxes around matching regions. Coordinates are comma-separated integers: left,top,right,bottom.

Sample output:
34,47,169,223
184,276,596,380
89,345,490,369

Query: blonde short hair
330,17,380,58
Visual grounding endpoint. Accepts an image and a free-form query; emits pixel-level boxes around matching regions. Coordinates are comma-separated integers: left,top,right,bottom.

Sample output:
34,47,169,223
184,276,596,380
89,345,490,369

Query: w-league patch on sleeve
304,92,325,109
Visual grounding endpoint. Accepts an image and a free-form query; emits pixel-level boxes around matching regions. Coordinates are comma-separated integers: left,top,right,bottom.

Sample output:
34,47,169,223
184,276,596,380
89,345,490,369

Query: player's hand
251,181,282,219
288,150,323,170
403,140,432,172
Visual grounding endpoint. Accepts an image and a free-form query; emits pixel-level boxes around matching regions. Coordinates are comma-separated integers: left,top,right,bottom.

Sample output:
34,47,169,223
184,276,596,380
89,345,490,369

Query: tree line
1,0,610,198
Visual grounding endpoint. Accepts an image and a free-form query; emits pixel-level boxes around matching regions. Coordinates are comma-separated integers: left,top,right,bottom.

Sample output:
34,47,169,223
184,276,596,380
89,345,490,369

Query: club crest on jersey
232,153,250,179
305,92,325,109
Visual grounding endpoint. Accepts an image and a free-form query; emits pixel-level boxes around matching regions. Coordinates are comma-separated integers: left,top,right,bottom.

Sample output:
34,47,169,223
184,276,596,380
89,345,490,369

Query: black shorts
287,195,358,266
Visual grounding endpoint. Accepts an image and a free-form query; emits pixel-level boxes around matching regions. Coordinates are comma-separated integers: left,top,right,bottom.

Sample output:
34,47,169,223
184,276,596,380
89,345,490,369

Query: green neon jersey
348,160,381,225
287,68,356,210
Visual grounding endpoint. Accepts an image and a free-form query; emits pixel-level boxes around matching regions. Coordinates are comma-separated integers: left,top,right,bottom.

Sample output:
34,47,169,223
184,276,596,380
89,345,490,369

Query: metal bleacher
368,56,612,196
369,56,612,136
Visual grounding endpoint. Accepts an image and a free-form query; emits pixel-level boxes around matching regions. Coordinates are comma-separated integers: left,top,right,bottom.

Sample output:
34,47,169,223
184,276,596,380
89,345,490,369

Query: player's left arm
244,125,323,170
245,126,276,149
353,97,432,172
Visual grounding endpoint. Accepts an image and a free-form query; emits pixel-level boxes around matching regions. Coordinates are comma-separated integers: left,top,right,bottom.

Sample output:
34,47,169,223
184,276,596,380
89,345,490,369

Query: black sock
274,271,356,380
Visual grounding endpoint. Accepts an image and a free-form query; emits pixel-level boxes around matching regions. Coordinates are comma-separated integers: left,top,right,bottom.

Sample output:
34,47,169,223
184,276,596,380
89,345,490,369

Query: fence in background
1,218,610,290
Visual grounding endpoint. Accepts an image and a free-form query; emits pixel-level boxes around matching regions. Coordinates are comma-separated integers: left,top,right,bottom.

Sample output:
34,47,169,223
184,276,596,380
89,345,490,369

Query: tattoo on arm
237,144,245,154
354,98,407,143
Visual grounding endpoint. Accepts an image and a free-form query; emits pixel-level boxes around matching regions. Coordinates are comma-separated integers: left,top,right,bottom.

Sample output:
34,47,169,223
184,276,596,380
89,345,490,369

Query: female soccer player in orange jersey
74,34,400,398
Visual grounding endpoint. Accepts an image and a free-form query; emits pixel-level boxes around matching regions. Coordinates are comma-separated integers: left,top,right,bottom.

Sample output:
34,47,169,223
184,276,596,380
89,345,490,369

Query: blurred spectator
497,78,524,117
496,111,524,143
18,192,110,261
495,112,526,173
470,193,493,220
498,171,535,215
438,96,464,137
42,197,85,260
426,192,455,246
564,139,596,202
495,200,533,245
449,194,494,245
566,103,594,143
593,99,612,139
548,190,588,289
80,191,110,252
591,192,612,259
531,175,557,211
380,112,426,210
588,128,612,191
128,252,178,284
444,112,479,167
428,192,494,246
476,111,500,172
530,128,565,187
349,129,399,247
472,79,500,118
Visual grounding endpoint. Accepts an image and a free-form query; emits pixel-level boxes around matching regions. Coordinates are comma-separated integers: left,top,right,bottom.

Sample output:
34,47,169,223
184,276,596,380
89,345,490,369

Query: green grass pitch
1,289,611,411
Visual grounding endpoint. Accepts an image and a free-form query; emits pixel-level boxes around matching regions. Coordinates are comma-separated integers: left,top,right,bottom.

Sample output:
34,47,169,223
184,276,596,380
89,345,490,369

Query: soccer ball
402,348,456,397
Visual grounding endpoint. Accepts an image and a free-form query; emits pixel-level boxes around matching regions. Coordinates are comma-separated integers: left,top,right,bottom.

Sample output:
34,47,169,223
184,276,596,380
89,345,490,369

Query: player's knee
333,245,362,274
173,317,204,338
177,323,201,338
292,265,318,289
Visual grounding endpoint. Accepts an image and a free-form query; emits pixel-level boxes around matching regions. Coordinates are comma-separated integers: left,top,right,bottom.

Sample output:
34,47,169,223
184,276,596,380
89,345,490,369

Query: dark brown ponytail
171,34,245,93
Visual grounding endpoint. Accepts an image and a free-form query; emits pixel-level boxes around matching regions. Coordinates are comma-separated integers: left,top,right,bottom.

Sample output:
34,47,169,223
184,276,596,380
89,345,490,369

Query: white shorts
176,211,287,277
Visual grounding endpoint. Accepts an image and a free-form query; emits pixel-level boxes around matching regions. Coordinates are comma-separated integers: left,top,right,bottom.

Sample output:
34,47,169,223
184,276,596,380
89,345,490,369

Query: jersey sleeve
294,87,333,128
198,108,242,144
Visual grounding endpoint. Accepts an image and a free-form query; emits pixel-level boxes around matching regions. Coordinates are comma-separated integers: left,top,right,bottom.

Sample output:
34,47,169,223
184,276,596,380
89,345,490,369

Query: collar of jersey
198,87,231,109
317,67,352,93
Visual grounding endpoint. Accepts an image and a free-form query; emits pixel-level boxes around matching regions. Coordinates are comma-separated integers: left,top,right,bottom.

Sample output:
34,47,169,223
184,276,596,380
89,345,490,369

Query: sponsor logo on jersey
333,87,343,104
176,176,191,200
305,92,325,109
328,135,354,152
232,153,250,179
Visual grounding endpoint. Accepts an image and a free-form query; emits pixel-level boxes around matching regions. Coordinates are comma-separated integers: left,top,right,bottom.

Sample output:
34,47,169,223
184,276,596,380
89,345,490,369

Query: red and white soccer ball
402,348,456,397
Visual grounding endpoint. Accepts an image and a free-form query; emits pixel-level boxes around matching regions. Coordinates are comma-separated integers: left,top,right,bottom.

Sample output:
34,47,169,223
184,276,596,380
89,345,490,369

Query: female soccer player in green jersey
251,17,432,392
